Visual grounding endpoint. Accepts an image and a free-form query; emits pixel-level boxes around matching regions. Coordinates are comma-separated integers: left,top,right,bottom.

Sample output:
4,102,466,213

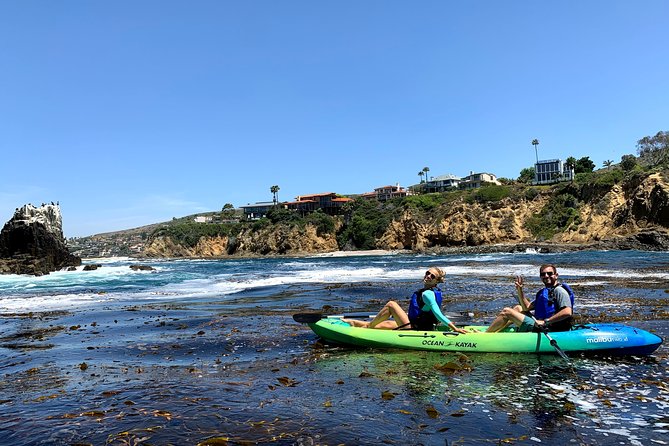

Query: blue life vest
408,287,443,330
534,282,575,320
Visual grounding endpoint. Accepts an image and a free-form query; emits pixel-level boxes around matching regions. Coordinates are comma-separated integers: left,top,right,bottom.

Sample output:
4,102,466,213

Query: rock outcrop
0,204,81,275
143,224,339,258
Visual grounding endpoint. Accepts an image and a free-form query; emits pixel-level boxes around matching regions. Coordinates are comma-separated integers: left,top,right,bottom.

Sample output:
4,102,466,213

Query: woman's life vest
534,283,575,329
408,287,443,330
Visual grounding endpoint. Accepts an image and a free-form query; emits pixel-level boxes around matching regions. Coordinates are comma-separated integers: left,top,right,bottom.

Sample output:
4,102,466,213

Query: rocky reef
0,203,81,275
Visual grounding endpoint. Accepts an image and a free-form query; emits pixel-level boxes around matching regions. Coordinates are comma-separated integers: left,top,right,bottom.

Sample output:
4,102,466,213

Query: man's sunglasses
540,271,556,277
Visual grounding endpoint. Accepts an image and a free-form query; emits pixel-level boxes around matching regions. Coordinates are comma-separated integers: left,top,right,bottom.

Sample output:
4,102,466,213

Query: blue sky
1,1,667,237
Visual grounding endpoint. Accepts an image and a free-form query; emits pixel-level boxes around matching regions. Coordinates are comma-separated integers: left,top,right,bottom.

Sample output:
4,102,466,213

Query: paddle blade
292,313,324,324
549,339,570,361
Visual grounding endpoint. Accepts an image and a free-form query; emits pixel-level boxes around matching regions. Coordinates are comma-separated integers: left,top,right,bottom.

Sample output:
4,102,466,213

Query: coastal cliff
378,172,669,251
143,224,338,257
139,170,669,258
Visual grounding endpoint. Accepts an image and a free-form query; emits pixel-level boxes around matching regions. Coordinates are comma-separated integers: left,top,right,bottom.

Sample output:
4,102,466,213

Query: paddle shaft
293,311,470,325
515,287,569,360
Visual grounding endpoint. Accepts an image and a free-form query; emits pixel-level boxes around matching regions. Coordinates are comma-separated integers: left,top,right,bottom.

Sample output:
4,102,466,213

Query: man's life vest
408,287,443,330
534,282,575,321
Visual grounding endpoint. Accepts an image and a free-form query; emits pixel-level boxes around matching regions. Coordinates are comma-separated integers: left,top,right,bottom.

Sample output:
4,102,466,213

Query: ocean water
1,250,668,445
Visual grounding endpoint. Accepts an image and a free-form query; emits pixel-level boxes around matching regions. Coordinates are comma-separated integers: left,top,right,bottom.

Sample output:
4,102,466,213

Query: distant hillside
68,224,160,258
68,210,242,257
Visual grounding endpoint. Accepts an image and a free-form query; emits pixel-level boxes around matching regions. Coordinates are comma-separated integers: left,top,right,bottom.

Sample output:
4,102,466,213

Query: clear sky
1,1,667,237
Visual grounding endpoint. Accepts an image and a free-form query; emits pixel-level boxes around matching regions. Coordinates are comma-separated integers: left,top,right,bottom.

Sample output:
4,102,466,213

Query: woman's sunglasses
425,271,436,279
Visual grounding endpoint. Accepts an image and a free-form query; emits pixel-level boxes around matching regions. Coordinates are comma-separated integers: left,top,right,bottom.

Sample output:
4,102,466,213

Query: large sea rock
0,203,81,276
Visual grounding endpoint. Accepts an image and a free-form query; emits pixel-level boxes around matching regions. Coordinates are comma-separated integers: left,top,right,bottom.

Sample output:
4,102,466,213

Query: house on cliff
534,159,574,185
241,193,353,220
423,174,461,193
241,202,277,220
361,184,411,201
412,171,500,193
286,192,352,216
459,172,501,189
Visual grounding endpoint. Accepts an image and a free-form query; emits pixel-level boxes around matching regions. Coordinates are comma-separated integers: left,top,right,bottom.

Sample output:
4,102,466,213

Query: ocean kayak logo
586,336,628,343
421,340,477,348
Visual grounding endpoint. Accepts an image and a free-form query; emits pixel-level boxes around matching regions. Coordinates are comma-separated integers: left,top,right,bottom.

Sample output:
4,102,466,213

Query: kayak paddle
292,312,471,325
292,313,373,324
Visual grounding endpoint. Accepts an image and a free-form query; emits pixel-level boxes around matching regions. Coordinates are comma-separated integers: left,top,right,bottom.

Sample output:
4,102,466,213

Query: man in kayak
343,267,467,333
485,263,574,333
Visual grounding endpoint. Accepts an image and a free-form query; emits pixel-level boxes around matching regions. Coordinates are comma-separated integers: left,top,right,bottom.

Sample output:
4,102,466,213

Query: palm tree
270,185,280,206
531,139,540,164
603,160,613,170
418,171,424,183
565,156,577,182
422,166,430,182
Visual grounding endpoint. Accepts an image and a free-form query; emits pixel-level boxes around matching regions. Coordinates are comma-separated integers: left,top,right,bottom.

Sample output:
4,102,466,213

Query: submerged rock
129,264,155,271
0,203,81,276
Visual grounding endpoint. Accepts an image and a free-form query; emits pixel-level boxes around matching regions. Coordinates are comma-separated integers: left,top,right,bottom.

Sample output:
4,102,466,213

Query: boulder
0,203,81,275
129,264,155,271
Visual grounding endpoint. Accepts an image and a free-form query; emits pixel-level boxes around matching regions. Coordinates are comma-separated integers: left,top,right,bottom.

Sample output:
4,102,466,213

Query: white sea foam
0,291,110,312
2,253,668,313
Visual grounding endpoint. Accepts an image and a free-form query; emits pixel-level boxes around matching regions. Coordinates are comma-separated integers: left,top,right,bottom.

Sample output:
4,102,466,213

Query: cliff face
143,224,338,258
379,172,669,251
142,171,669,258
0,204,82,275
378,195,550,250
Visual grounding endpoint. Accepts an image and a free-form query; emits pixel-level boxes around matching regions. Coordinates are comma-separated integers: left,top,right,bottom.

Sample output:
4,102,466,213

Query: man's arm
515,276,533,311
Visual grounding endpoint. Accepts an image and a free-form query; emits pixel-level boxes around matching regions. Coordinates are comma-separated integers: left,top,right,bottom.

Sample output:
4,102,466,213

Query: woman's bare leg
342,319,370,327
369,301,409,329
486,305,526,333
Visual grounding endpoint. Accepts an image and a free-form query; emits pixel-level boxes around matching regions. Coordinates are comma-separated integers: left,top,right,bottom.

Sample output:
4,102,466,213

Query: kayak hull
307,319,663,356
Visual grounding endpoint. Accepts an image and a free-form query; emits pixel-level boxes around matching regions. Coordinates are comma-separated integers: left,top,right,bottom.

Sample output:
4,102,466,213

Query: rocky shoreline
425,229,669,255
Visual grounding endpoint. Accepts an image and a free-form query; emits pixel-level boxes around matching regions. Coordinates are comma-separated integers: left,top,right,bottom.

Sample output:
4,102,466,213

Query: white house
534,159,574,185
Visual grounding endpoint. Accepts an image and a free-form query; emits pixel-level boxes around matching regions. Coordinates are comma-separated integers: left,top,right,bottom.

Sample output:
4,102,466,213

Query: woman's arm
422,290,467,333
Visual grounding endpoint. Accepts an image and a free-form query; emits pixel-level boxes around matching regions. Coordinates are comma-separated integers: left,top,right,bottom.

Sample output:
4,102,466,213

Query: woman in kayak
343,267,467,333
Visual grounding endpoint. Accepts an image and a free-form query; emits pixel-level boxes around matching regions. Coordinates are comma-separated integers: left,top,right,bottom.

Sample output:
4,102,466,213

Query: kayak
303,317,663,356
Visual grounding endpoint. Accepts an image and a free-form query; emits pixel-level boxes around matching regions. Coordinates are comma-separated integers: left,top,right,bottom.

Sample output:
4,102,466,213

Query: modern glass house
534,159,574,184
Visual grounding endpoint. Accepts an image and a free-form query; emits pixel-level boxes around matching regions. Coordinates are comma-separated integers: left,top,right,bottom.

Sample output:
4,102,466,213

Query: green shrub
305,210,336,236
337,198,392,249
593,169,624,187
473,185,511,202
524,188,539,200
252,218,271,231
151,222,239,248
267,207,301,225
573,172,595,186
402,193,446,212
525,193,580,240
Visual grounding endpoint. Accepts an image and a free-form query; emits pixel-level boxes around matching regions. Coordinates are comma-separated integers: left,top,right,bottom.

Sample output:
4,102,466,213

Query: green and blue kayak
300,316,663,356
